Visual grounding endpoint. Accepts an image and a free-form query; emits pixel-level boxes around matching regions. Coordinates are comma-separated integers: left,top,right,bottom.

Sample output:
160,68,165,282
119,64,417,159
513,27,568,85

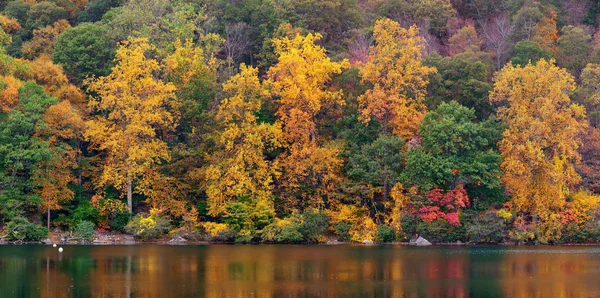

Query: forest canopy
2,0,600,244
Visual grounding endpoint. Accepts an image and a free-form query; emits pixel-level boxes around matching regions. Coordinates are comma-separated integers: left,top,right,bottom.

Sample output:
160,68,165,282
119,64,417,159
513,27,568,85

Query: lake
1,245,600,297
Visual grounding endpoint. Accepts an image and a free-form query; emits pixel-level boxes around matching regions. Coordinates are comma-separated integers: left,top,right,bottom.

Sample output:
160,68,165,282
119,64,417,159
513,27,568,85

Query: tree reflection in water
0,245,599,297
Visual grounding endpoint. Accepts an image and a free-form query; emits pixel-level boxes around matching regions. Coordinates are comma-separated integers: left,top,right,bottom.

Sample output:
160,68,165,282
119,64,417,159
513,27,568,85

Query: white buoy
58,247,63,252
52,244,57,248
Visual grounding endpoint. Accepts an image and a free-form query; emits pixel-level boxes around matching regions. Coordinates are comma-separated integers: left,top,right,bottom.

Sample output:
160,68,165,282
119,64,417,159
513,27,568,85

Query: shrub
335,221,351,242
201,222,237,242
262,216,303,243
110,211,130,231
75,221,96,242
124,209,171,240
71,202,100,228
4,217,48,241
466,211,508,244
376,224,396,243
299,209,329,242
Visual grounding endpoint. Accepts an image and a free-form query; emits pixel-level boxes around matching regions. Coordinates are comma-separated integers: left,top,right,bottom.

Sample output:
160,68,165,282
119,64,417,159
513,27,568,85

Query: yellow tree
202,64,281,215
358,18,435,139
490,59,587,221
266,33,349,209
85,38,179,214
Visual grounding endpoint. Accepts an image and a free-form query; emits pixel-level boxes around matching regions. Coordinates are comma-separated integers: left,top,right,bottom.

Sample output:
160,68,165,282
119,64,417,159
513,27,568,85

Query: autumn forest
1,0,600,244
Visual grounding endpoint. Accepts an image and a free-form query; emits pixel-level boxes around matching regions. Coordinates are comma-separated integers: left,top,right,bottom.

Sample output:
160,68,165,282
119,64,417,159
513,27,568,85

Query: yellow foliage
85,37,179,213
0,14,21,34
201,64,281,215
0,75,21,112
568,191,600,224
266,33,349,209
358,18,435,139
328,204,377,242
27,54,85,109
490,59,587,219
384,183,410,232
201,222,230,237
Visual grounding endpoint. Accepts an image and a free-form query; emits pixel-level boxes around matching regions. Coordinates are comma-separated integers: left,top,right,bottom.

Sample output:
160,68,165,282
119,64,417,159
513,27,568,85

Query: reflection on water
1,245,600,297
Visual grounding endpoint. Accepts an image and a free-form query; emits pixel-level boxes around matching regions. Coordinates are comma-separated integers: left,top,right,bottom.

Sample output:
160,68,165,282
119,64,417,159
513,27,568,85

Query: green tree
557,25,591,76
511,40,553,66
0,82,56,220
52,22,116,84
402,101,503,207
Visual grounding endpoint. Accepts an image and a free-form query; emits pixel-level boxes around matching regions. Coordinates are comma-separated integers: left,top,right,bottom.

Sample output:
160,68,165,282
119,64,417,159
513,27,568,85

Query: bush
299,210,329,242
466,211,508,244
376,225,396,243
4,217,49,241
262,215,303,243
124,209,171,240
335,221,351,242
201,222,237,242
71,202,100,228
75,221,95,242
110,211,130,231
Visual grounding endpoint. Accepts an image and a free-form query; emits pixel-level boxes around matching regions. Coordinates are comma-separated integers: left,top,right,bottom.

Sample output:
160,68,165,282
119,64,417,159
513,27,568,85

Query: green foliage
402,102,503,205
125,211,171,240
557,25,591,75
334,221,351,241
70,202,100,228
75,220,95,242
465,211,508,243
425,51,494,119
0,82,56,221
261,215,304,243
299,209,329,242
511,40,553,66
52,23,116,84
375,224,396,243
222,198,273,242
78,0,124,23
4,217,48,241
347,134,403,200
261,210,328,243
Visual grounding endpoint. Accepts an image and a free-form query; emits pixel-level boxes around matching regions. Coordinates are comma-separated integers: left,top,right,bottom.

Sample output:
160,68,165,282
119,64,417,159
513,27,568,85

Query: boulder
168,236,188,245
414,236,431,246
41,238,53,245
362,240,374,245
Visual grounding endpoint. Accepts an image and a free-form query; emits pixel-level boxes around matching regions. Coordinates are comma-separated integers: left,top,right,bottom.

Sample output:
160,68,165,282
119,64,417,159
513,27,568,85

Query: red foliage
419,187,469,226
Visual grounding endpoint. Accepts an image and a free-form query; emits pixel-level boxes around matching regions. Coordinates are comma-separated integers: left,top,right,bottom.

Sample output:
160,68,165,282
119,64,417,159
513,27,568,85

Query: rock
362,240,374,245
123,235,136,245
414,236,432,246
41,238,53,245
168,236,187,245
326,240,340,245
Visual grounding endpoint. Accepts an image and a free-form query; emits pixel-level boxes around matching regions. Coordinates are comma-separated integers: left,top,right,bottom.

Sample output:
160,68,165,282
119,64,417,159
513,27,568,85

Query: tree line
1,0,600,244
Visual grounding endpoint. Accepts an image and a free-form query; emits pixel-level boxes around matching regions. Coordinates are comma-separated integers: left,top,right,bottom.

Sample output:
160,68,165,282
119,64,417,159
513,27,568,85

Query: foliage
358,18,435,139
85,37,178,214
4,217,48,241
124,209,171,240
75,220,95,242
52,22,116,84
490,59,587,223
375,224,396,242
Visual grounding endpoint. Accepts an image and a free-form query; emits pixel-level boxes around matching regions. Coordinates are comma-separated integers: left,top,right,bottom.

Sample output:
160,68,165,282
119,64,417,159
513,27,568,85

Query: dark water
1,245,600,298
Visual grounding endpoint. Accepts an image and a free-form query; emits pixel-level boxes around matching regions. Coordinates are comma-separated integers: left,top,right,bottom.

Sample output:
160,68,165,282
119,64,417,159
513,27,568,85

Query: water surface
1,245,600,297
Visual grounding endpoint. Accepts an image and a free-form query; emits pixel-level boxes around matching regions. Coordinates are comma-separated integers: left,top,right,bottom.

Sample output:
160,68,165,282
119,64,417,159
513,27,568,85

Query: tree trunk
127,180,133,214
47,209,50,231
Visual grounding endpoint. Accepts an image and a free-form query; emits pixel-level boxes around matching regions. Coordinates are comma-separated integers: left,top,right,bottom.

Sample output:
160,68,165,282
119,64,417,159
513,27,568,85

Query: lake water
1,245,600,297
